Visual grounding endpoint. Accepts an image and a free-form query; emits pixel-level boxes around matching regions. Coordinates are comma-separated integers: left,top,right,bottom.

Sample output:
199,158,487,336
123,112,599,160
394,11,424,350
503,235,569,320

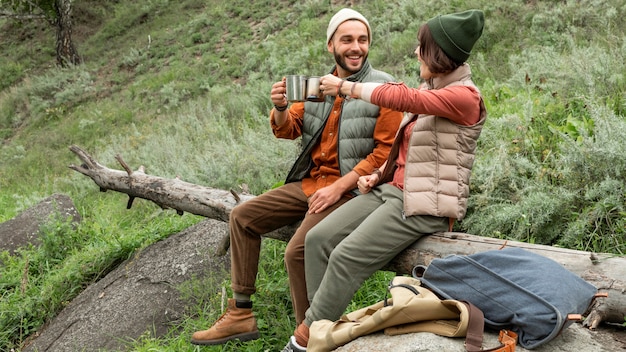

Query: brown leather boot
191,298,259,345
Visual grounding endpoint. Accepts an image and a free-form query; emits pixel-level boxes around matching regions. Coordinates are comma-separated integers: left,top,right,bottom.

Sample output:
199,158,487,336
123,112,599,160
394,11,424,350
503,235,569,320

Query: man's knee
284,246,295,267
230,201,248,222
284,239,303,267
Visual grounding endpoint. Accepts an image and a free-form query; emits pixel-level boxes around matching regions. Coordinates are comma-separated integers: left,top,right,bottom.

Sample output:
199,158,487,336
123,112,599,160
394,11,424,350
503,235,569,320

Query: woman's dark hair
418,24,461,74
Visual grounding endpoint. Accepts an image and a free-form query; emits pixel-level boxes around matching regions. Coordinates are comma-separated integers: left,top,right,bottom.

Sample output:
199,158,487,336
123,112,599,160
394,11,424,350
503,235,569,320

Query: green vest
285,61,395,195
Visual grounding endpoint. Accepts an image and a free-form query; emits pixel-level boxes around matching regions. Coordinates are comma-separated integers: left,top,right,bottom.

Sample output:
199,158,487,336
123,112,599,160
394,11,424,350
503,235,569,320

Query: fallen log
69,145,626,327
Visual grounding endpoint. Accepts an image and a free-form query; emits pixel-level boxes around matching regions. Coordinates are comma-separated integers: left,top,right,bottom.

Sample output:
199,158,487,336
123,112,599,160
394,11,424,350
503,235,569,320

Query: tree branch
68,145,626,326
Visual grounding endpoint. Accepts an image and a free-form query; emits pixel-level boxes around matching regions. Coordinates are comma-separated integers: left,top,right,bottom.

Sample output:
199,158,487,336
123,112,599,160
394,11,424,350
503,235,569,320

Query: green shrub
465,103,626,252
0,60,24,91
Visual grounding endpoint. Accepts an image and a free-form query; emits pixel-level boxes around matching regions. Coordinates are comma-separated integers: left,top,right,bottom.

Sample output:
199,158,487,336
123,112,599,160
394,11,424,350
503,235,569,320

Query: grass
1,0,625,350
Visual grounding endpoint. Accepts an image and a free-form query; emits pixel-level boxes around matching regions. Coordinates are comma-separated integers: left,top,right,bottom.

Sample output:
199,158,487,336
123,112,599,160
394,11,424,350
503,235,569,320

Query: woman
281,9,486,352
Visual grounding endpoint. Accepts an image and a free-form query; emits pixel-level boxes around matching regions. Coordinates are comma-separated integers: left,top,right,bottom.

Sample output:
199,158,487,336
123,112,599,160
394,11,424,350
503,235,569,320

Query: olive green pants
303,183,449,326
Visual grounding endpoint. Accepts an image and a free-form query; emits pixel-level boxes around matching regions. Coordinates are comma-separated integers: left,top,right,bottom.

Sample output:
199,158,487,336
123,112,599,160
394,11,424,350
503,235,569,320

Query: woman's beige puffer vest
383,66,486,220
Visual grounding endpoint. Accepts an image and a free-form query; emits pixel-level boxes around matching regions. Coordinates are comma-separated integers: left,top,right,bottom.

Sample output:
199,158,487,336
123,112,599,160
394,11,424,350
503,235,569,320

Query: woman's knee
304,225,325,249
327,241,358,267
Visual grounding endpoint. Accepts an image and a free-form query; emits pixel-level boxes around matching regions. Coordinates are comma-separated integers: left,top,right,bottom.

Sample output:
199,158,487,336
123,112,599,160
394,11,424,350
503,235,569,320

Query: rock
0,194,81,254
21,218,230,352
336,323,625,351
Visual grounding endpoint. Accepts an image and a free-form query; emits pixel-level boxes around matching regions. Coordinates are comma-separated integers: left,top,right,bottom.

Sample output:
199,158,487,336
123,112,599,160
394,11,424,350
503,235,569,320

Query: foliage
0,0,625,350
0,0,57,21
463,37,626,251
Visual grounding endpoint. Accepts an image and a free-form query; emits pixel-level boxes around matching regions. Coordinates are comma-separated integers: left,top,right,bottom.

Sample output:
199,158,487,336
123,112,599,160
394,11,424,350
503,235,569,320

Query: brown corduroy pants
229,181,350,325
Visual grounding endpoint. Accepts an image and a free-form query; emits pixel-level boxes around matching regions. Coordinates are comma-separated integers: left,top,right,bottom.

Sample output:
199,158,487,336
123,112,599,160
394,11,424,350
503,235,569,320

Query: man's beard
334,50,368,75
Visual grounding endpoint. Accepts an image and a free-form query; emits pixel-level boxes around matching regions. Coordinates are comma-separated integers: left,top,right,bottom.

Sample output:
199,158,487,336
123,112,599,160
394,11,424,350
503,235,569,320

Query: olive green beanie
426,9,484,64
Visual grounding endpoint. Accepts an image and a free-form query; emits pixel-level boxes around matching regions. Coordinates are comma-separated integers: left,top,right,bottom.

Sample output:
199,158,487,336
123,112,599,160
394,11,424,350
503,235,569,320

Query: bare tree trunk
68,145,626,327
54,0,80,66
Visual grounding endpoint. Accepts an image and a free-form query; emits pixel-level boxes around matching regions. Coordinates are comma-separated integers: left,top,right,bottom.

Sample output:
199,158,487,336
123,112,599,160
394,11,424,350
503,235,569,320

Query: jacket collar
330,60,372,82
426,63,472,90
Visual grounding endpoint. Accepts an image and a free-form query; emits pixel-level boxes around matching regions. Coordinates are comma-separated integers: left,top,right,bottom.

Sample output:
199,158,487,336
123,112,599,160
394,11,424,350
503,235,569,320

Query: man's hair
417,24,461,74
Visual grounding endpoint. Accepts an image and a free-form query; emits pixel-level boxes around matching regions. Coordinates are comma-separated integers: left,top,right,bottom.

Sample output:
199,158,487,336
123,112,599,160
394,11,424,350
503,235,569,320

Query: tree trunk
54,0,80,66
68,145,626,327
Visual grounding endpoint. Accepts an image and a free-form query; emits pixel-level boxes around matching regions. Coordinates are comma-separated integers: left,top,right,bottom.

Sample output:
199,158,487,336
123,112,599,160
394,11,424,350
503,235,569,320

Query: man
191,8,402,346
281,9,486,352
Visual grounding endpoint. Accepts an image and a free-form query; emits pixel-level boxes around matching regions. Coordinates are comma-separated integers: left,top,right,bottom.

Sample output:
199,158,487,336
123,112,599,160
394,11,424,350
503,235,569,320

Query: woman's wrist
332,80,361,100
350,82,358,99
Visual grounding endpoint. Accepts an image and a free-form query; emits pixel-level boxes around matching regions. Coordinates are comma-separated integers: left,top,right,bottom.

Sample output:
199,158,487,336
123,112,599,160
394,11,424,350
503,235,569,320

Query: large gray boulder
22,218,230,352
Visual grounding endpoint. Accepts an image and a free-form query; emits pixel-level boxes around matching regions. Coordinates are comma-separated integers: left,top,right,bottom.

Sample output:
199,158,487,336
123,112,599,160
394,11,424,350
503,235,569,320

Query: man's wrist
274,104,288,112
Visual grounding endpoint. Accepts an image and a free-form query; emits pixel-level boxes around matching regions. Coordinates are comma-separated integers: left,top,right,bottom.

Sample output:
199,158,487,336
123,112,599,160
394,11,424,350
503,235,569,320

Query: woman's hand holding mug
319,74,343,96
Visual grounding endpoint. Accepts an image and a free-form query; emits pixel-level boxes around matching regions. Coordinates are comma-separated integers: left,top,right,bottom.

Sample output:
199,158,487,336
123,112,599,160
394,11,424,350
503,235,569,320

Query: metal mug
285,75,307,102
305,76,323,102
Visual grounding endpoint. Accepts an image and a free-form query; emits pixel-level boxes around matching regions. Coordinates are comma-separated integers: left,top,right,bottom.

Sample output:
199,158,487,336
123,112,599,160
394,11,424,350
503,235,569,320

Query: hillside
1,0,625,350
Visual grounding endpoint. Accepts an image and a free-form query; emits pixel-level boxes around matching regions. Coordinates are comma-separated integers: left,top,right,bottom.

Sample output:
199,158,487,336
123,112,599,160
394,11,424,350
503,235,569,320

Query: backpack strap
462,302,518,352
384,282,420,306
463,302,484,352
490,330,518,352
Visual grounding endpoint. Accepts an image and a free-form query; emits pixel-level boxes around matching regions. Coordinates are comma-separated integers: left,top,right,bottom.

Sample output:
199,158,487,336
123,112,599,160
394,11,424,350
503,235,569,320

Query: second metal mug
305,76,323,102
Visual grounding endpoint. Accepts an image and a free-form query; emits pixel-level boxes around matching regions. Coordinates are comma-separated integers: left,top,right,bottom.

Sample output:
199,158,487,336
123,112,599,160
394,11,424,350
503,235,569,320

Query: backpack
413,247,600,349
308,276,517,352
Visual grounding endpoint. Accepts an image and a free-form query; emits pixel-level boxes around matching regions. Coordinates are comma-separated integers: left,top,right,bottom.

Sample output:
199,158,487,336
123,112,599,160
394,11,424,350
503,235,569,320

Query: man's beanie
426,9,484,64
326,8,371,44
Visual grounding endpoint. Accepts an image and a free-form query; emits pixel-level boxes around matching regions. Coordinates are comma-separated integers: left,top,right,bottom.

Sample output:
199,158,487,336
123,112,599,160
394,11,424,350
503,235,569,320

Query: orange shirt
271,98,402,197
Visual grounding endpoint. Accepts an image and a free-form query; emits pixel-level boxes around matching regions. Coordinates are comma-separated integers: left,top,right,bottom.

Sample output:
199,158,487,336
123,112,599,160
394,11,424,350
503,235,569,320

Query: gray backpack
413,247,599,349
